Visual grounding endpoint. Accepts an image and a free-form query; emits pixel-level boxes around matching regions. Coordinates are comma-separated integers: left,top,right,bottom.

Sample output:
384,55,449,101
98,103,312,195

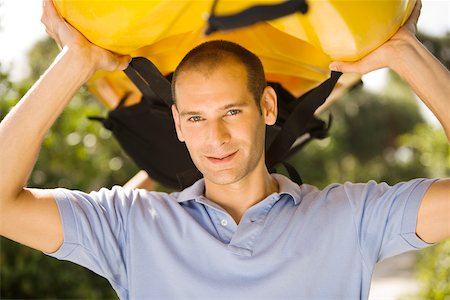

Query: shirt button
221,219,228,226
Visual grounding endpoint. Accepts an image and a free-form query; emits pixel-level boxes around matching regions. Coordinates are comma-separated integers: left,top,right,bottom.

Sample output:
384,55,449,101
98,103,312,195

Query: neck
204,162,279,224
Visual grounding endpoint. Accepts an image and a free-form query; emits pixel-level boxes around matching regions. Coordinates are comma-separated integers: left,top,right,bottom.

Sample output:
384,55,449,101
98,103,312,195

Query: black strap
206,0,308,35
266,71,342,167
124,57,173,107
87,92,131,129
123,57,202,189
280,161,303,185
283,113,332,161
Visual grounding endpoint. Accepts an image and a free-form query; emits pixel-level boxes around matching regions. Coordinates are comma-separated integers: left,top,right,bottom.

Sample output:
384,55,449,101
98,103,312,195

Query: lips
206,151,238,164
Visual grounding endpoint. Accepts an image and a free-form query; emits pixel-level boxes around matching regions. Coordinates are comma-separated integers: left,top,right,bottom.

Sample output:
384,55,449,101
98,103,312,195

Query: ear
260,86,278,126
171,104,185,142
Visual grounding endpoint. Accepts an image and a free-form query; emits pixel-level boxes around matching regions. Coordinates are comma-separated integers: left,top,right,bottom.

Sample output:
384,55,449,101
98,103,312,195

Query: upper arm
417,178,450,244
0,188,63,253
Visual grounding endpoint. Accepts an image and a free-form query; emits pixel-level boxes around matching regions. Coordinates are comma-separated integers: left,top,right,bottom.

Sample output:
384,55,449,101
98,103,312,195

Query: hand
329,0,422,74
41,0,131,72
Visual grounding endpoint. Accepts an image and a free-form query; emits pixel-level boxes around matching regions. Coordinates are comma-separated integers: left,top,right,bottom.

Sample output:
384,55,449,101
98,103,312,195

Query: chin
203,169,245,186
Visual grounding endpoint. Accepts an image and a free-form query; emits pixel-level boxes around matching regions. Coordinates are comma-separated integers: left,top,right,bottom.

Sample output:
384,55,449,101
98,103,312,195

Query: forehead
174,61,252,110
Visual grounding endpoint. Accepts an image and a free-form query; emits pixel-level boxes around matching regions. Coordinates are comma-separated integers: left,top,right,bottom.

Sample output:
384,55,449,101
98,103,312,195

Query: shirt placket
227,194,281,256
204,205,237,243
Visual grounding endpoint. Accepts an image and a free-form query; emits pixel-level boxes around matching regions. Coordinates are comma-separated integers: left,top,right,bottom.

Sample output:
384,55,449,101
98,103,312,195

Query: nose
207,119,230,147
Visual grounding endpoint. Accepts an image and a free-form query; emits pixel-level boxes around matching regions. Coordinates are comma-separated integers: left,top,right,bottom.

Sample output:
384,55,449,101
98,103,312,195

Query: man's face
172,61,276,186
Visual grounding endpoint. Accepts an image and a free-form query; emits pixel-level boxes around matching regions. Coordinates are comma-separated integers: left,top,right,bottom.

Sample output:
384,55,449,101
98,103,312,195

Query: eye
226,109,241,116
188,116,203,123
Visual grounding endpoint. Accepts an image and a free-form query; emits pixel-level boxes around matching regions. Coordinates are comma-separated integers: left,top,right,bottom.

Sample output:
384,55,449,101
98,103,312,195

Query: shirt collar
176,178,205,203
271,173,302,205
175,174,302,205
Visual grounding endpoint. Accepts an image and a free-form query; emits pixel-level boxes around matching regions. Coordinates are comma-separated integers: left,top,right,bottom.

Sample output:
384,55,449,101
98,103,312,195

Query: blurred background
0,0,449,299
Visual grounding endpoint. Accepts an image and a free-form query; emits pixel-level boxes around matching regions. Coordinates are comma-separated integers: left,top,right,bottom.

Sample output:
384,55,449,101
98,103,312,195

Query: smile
206,151,238,164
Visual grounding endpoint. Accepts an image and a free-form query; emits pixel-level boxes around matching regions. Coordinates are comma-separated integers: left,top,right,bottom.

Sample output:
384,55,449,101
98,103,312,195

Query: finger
405,0,422,32
44,0,61,18
41,0,63,34
411,0,422,22
42,0,61,24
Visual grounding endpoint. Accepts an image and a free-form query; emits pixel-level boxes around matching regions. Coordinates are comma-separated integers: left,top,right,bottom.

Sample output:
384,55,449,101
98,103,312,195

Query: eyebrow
179,102,249,117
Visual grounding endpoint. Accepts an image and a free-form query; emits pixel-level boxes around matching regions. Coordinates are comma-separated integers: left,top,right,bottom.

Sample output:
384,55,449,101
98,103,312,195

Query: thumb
102,54,132,72
117,55,133,70
329,61,363,74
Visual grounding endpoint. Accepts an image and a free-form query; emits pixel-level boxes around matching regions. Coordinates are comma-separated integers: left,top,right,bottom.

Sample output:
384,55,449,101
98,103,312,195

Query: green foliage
418,32,450,70
398,123,450,178
416,240,450,300
288,82,427,188
31,87,140,190
26,38,61,81
0,238,117,299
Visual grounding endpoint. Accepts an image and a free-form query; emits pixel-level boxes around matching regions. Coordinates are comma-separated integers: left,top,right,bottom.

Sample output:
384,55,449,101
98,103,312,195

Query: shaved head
172,40,266,112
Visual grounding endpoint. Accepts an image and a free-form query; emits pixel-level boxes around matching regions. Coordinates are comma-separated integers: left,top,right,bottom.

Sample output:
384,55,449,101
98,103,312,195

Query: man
0,0,448,299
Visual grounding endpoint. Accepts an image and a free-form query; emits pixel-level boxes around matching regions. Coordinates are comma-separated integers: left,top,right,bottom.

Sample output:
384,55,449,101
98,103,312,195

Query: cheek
243,115,265,138
234,121,265,149
180,126,203,152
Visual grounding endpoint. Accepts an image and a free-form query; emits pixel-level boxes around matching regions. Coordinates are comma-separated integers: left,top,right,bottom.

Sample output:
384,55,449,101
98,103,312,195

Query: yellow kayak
54,0,415,107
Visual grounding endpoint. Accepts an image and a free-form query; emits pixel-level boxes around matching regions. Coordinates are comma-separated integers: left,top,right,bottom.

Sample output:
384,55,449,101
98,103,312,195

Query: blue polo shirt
47,174,434,299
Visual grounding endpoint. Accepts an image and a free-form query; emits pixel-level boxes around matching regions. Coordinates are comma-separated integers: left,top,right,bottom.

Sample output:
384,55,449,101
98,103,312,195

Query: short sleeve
343,178,437,264
45,186,134,296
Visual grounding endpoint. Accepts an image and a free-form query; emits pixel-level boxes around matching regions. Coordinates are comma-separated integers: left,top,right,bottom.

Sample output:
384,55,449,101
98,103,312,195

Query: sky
0,0,449,85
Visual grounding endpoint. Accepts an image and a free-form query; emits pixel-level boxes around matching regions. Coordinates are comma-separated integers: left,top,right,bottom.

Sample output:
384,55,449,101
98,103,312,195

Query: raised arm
330,0,450,244
0,0,130,253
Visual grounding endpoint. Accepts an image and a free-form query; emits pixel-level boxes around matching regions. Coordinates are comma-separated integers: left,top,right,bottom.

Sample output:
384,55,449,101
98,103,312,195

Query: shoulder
337,178,437,202
299,178,436,207
52,185,180,214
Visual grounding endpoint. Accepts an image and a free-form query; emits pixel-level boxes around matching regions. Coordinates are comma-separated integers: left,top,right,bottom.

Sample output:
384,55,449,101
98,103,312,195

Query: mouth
206,151,238,164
